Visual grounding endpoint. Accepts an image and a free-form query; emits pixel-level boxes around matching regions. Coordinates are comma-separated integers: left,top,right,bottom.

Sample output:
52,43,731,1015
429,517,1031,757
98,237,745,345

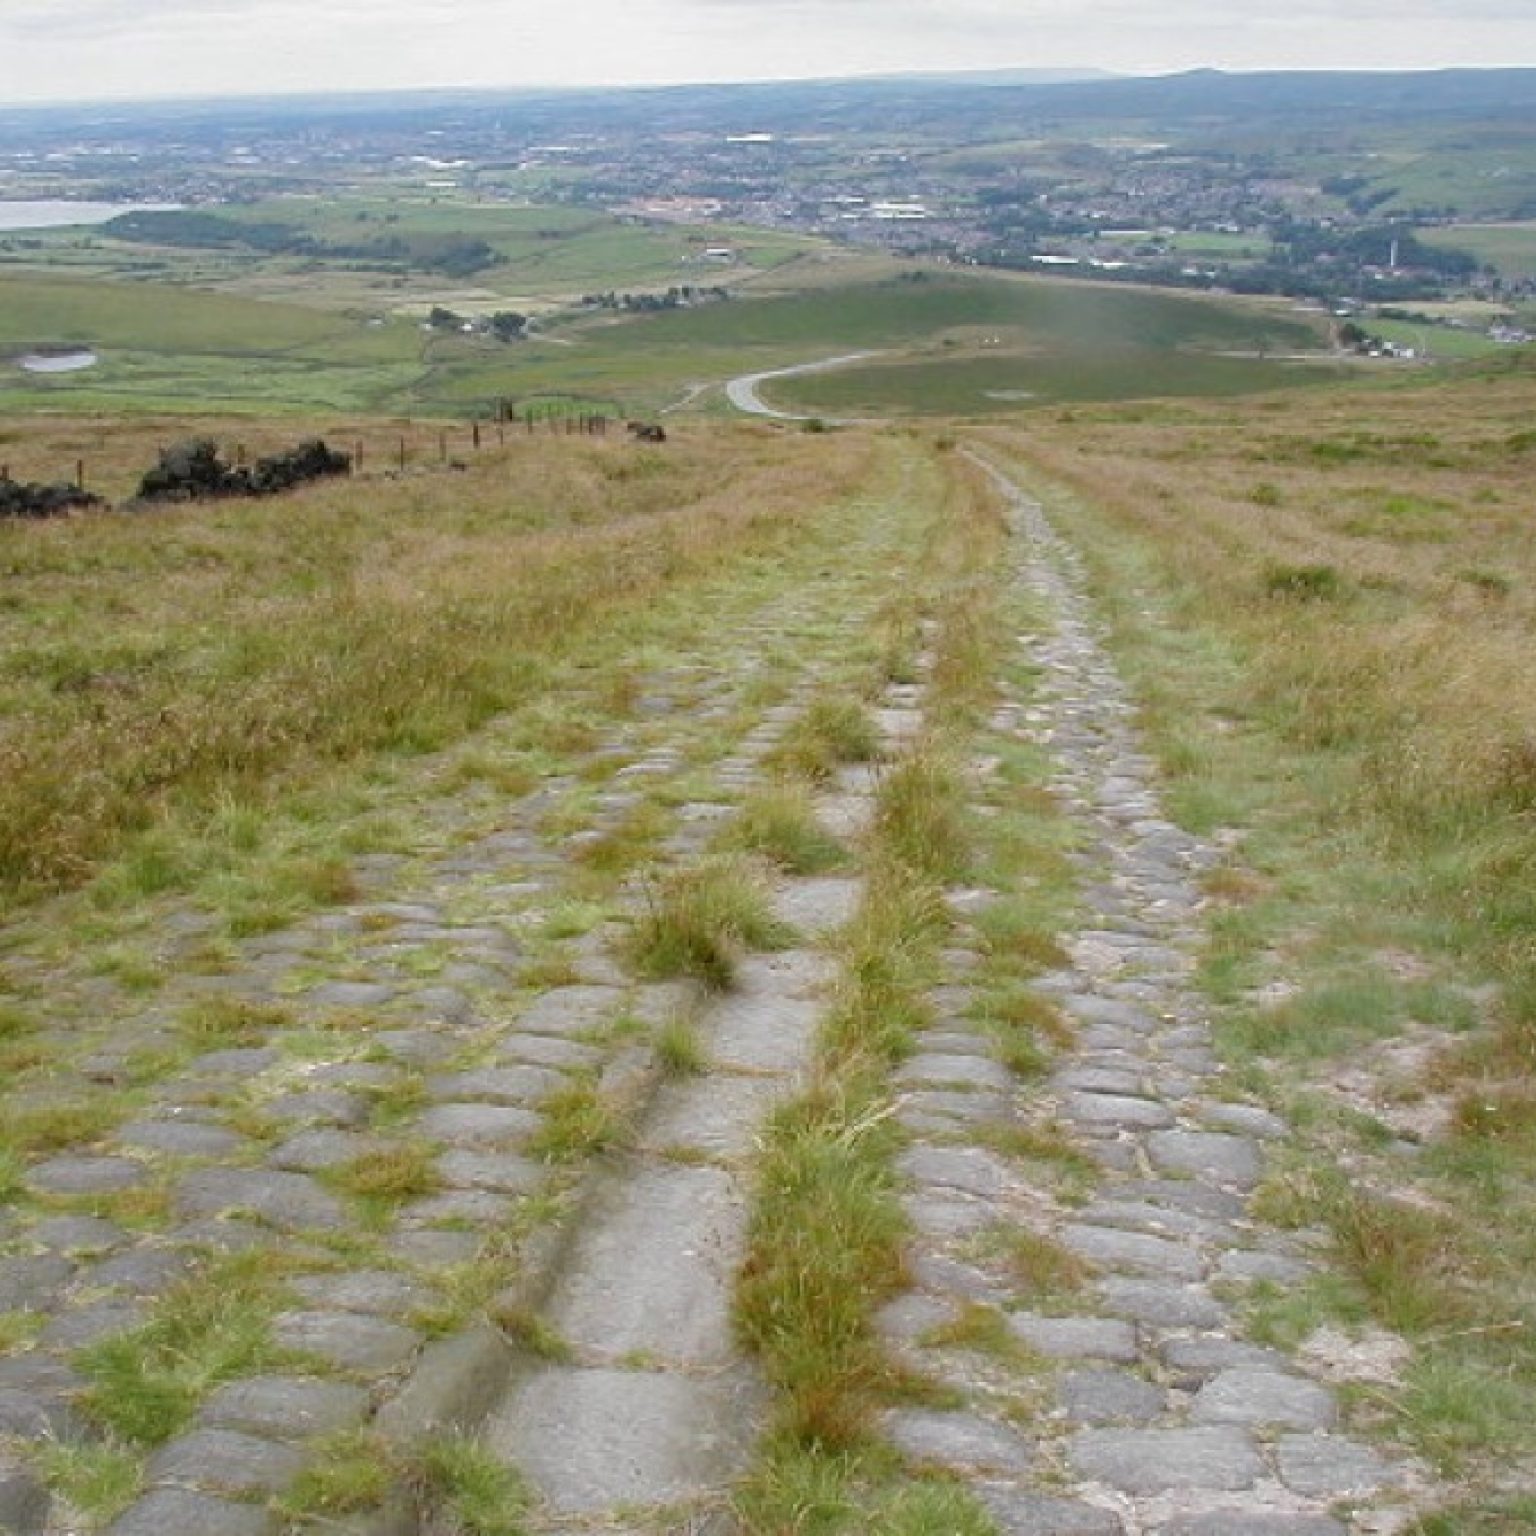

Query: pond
0,200,178,232
16,349,99,374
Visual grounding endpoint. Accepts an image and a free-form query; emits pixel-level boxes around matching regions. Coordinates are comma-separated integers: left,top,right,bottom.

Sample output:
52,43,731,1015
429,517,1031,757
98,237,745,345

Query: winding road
724,351,883,420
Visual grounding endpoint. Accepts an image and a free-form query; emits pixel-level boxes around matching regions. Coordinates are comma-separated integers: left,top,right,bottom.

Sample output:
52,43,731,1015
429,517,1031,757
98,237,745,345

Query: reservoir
0,200,178,232
17,349,99,374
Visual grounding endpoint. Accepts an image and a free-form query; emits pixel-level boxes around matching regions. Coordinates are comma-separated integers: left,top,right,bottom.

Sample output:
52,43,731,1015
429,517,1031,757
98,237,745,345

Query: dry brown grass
0,418,873,902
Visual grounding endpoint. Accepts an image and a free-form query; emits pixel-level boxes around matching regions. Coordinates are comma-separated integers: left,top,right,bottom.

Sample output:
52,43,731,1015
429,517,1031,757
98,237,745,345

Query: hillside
1,366,1534,1532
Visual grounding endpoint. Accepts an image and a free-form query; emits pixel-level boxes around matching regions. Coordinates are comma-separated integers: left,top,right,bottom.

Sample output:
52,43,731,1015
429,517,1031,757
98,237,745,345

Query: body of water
0,200,178,232
17,349,99,374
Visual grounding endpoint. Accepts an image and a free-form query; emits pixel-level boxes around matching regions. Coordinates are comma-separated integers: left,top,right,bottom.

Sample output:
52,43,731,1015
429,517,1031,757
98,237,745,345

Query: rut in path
481,664,931,1531
864,462,1436,1535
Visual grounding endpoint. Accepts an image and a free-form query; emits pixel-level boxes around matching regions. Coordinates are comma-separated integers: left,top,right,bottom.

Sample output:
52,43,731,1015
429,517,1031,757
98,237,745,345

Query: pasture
0,266,1339,419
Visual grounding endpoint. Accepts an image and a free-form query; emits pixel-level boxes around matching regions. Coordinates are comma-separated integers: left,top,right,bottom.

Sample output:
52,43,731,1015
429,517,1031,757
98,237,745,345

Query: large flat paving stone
117,1120,246,1157
106,1488,276,1536
769,877,861,936
199,1376,369,1440
640,1073,786,1159
427,1066,564,1106
0,1255,72,1312
1190,1368,1337,1431
417,1102,541,1147
1059,1368,1167,1425
709,953,828,1074
516,985,624,1038
549,1163,745,1366
1065,1093,1175,1131
494,1034,601,1071
272,1310,420,1373
1069,1426,1262,1494
975,1486,1124,1535
1147,1129,1262,1188
1063,1224,1203,1280
0,1453,48,1536
1010,1315,1139,1364
175,1168,347,1231
148,1429,305,1496
898,1145,1013,1200
290,1270,431,1318
1276,1433,1394,1496
437,1149,543,1194
897,1053,1015,1093
882,1408,1033,1474
1099,1277,1229,1329
486,1365,763,1516
25,1156,148,1196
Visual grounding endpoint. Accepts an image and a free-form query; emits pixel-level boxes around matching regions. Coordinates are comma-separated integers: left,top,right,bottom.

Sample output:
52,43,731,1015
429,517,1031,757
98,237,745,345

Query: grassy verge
978,360,1536,1523
732,442,1035,1532
0,421,872,907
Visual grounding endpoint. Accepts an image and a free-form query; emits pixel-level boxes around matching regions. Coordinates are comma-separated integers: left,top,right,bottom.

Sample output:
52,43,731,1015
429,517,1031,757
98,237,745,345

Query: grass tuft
627,856,793,989
722,781,849,874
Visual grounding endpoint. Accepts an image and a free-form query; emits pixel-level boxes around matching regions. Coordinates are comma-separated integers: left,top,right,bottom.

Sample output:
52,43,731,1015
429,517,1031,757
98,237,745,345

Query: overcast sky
1,0,1532,106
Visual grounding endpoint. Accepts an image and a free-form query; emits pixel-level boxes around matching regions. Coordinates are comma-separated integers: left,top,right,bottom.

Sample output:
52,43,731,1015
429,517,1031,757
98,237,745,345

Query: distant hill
5,67,1536,140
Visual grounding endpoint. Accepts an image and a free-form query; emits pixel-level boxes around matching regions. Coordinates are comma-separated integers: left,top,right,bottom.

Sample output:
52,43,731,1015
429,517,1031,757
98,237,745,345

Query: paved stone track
868,461,1432,1534
0,552,893,1535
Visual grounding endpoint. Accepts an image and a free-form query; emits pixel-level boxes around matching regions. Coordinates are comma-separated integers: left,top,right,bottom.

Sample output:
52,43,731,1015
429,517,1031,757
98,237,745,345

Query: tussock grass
527,1077,624,1162
327,1143,443,1206
655,1010,708,1077
720,780,849,874
872,751,971,885
627,856,793,989
766,695,881,782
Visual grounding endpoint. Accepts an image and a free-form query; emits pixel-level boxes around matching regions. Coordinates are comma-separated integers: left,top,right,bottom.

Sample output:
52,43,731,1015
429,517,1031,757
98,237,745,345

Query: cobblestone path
0,480,911,1536
869,464,1430,1535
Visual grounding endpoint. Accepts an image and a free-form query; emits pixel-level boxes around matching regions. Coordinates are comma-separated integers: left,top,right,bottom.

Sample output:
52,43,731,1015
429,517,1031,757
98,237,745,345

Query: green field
0,266,1342,418
1367,317,1504,361
2,198,825,313
1420,221,1536,280
768,348,1342,416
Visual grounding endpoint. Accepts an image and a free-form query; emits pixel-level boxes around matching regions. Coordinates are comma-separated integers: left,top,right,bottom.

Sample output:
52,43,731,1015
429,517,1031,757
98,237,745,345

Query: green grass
766,696,882,783
775,348,1340,416
720,781,849,874
77,1252,291,1446
1419,221,1536,281
627,855,793,988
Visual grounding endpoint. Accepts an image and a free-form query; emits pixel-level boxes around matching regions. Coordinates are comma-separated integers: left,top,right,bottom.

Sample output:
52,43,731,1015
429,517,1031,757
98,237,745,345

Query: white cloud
0,0,1532,102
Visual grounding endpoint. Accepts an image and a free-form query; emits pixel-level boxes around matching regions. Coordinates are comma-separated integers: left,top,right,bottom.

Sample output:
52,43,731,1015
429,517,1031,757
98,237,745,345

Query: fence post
76,459,85,490
439,430,447,463
398,437,407,472
472,420,481,450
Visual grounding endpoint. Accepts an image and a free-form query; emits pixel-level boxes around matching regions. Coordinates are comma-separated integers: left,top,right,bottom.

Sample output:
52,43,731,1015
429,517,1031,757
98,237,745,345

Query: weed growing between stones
34,1441,142,1528
720,780,850,874
765,695,882,782
734,447,1009,1530
408,1434,534,1536
627,855,793,988
77,1251,294,1447
527,1076,624,1161
655,1010,708,1077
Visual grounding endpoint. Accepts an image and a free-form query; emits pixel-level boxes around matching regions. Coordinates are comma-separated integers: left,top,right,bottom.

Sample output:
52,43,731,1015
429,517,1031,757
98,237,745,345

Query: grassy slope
978,353,1536,1526
0,419,875,906
0,266,1338,420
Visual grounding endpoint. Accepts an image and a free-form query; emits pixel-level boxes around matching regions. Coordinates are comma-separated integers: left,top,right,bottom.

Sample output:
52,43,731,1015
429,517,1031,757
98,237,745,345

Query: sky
0,0,1533,106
